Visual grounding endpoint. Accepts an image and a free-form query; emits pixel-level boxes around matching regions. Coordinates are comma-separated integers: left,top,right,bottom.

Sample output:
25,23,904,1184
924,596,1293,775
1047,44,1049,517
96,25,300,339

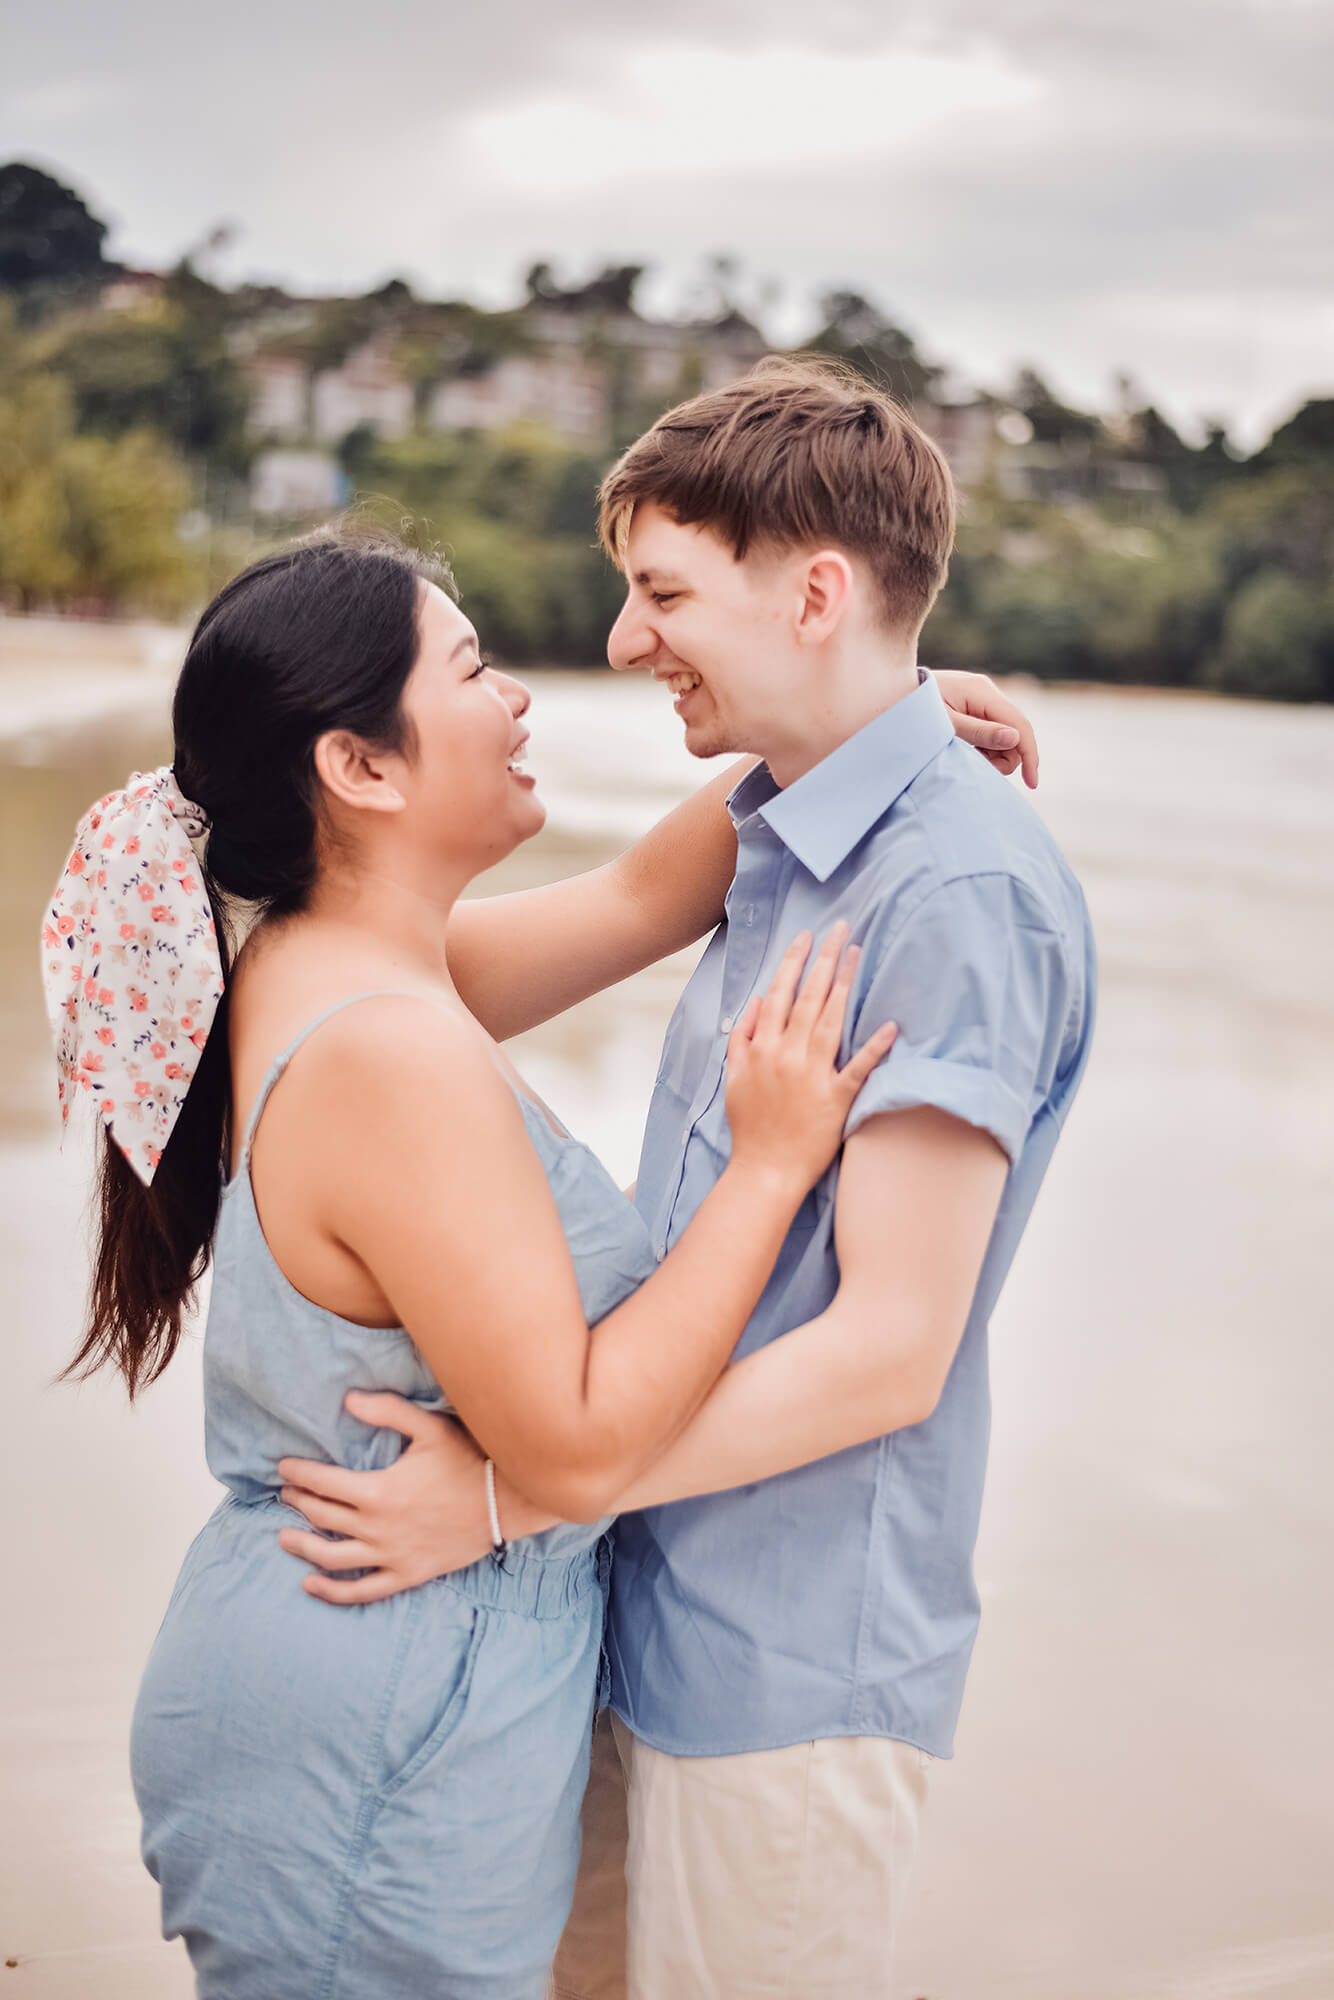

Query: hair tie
40,767,226,1186
167,772,211,841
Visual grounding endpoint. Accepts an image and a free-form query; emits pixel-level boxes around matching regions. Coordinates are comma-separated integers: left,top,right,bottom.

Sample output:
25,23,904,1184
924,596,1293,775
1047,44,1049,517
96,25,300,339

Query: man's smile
653,668,705,716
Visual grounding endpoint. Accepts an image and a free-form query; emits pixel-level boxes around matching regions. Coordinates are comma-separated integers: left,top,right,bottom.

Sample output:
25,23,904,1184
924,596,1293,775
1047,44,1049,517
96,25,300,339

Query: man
279,360,1094,1997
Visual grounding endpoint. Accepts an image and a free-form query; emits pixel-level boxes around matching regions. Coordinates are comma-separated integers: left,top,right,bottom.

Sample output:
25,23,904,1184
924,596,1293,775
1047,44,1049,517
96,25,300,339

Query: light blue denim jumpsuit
131,998,659,1998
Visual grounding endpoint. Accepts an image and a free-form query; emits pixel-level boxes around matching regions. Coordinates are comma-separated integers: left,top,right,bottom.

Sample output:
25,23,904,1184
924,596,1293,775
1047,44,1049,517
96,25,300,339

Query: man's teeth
667,672,702,695
507,743,528,773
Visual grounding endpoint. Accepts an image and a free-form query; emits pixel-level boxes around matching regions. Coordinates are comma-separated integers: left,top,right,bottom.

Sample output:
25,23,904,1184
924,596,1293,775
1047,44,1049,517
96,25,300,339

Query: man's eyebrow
449,634,480,659
633,568,687,587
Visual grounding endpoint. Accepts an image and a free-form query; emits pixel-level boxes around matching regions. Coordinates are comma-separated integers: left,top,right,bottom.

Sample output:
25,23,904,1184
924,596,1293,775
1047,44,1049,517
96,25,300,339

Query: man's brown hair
598,356,956,633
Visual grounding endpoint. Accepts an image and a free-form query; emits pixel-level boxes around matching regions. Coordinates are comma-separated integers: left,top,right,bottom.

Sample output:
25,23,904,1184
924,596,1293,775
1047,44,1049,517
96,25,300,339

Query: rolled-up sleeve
845,874,1071,1163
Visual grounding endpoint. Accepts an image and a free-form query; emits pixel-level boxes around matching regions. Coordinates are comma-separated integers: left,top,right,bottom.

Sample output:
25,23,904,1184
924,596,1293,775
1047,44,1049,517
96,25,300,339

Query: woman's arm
446,759,751,1042
278,1108,1004,1599
446,673,1035,1043
932,670,1039,788
282,947,894,1526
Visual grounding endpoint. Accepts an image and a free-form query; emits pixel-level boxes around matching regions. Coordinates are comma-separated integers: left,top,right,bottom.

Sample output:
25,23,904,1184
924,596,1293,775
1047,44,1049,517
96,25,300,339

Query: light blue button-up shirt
608,674,1096,1760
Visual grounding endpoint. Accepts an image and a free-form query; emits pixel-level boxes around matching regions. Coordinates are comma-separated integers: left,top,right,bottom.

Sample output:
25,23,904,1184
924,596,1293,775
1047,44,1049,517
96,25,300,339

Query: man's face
606,505,800,762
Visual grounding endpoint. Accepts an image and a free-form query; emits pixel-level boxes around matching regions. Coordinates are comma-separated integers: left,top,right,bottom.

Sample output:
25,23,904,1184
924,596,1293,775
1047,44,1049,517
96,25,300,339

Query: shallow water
3,618,1332,1997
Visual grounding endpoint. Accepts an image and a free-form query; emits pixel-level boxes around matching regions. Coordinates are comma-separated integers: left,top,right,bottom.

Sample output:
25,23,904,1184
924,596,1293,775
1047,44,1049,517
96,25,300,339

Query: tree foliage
803,292,941,406
0,162,1330,696
28,259,251,471
0,162,112,291
0,373,198,612
338,427,622,663
525,262,645,315
924,438,1334,702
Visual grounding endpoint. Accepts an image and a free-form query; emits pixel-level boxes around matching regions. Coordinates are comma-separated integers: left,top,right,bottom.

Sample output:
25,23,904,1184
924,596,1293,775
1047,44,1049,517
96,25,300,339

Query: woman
44,530,1028,1995
42,531,904,1999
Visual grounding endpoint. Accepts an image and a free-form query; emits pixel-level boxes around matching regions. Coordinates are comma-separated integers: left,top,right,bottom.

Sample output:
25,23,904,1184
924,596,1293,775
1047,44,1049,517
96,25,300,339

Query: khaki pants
552,1711,931,2000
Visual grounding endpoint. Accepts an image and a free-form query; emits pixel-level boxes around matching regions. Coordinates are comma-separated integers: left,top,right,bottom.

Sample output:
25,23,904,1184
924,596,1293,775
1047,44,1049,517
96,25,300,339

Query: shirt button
720,1014,734,1034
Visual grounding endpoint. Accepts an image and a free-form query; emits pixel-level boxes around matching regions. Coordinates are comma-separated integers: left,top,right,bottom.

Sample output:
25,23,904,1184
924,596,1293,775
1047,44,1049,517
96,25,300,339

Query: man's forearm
502,1111,1001,1523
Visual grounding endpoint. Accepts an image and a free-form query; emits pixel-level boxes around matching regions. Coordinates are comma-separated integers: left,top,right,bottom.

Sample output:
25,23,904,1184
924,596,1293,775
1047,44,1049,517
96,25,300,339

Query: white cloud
464,41,1044,196
0,0,1329,440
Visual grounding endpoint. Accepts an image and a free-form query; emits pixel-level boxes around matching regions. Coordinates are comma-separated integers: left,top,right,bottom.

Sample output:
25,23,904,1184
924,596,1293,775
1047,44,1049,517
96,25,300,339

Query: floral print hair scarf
41,767,225,1186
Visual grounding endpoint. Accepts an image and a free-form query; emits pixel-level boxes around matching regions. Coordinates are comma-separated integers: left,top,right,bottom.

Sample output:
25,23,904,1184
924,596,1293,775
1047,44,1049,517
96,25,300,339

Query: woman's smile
507,735,535,787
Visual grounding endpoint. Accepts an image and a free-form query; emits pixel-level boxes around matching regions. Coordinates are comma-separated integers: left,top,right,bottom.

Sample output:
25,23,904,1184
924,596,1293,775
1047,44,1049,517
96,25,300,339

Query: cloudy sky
5,0,1330,443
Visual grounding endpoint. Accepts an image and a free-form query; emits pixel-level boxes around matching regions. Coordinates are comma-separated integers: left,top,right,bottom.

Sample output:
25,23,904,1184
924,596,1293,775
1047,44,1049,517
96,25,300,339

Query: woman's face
396,583,545,872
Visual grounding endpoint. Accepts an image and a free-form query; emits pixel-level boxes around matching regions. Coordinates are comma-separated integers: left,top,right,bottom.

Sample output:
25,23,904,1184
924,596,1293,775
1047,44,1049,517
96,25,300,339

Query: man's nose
607,597,655,673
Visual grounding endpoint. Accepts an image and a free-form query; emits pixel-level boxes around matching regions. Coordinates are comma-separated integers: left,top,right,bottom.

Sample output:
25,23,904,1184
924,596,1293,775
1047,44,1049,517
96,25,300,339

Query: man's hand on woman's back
277,1394,554,1604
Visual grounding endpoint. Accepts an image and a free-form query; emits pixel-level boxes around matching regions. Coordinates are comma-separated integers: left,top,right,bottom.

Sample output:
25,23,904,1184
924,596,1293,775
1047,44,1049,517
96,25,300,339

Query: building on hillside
247,354,309,436
250,450,350,516
240,300,770,453
235,293,1164,507
915,400,1004,491
100,270,166,312
996,441,1167,508
426,353,607,443
310,338,414,442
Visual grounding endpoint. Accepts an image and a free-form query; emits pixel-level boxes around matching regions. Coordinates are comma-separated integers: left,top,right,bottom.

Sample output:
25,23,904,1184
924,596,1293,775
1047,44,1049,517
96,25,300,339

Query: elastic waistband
439,1537,608,1620
224,1491,607,1621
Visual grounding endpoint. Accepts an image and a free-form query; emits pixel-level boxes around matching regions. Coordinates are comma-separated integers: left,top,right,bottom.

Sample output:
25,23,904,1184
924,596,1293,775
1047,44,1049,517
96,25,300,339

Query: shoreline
3,612,1329,768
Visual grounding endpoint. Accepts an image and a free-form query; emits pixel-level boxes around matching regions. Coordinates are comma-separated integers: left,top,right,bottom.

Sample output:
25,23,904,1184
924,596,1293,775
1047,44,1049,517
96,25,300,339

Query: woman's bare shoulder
282,989,499,1096
230,936,510,1133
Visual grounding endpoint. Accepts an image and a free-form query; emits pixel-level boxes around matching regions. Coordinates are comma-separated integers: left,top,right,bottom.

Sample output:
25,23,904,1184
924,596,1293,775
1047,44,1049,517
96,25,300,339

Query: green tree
0,376,197,612
0,162,112,291
804,292,941,406
1204,571,1334,702
1008,367,1099,447
1210,465,1334,591
1248,398,1334,472
35,285,250,470
545,453,604,540
0,376,79,603
525,263,645,314
441,513,547,659
974,564,1096,679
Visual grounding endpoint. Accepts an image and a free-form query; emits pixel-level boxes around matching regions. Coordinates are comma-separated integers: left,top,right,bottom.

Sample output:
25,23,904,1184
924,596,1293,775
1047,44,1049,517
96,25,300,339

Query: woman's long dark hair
66,530,452,1398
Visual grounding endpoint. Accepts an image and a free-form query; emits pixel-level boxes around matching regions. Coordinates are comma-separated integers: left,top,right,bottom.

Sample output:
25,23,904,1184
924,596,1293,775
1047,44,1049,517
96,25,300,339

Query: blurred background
2,3,1332,1994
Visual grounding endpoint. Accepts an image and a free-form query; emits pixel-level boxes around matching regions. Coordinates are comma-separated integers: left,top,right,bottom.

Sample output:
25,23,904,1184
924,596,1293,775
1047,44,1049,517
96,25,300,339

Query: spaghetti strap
238,990,443,1167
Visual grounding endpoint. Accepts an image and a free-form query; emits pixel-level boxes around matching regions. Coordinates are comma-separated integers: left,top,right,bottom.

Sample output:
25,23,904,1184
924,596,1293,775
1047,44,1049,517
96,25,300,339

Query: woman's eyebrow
449,634,480,660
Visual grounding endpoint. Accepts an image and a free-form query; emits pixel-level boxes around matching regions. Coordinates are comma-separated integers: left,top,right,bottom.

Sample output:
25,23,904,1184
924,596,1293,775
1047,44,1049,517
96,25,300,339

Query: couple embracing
44,359,1094,1998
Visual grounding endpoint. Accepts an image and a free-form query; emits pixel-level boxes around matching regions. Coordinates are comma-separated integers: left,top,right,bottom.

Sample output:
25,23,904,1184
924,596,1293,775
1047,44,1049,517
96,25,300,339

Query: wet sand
2,617,1332,1996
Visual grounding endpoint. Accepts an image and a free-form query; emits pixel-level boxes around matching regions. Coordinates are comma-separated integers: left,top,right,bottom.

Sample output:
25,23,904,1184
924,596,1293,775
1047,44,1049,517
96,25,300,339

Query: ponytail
70,907,232,1398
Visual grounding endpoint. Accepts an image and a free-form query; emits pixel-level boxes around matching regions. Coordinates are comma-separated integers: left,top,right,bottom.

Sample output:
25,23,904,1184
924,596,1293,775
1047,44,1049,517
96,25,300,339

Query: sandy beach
3,617,1332,1997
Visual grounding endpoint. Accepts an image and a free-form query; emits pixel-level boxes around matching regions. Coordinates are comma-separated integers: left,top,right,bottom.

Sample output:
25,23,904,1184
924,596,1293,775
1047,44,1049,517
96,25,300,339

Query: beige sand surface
3,629,1332,1995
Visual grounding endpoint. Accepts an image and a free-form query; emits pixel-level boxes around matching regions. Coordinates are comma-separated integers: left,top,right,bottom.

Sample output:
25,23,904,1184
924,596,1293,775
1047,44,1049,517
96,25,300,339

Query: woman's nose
498,671,531,717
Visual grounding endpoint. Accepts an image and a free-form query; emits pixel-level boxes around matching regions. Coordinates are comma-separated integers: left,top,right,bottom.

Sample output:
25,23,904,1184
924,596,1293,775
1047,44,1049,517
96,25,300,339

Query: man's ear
795,550,854,644
313,730,407,816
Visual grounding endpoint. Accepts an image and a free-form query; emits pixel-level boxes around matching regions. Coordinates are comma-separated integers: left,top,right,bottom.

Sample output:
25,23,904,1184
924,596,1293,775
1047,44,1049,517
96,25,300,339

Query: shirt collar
728,672,954,883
